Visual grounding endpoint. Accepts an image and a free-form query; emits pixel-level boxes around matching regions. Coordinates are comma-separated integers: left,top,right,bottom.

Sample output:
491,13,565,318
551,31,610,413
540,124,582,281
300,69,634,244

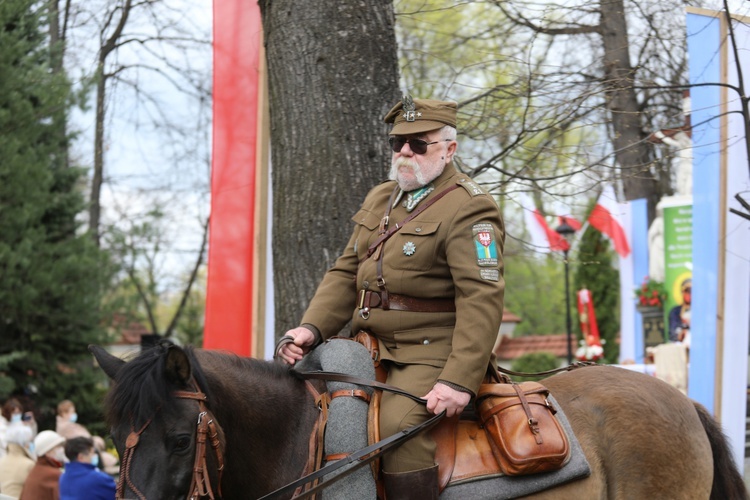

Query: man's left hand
422,382,471,418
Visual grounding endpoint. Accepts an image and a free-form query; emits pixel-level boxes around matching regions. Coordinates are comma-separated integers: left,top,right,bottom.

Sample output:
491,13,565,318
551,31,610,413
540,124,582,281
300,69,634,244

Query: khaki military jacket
302,163,505,394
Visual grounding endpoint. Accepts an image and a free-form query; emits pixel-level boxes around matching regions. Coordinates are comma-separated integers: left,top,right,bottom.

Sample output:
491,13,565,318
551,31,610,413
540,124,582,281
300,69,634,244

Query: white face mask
69,412,78,423
90,453,100,467
10,414,22,424
53,448,67,463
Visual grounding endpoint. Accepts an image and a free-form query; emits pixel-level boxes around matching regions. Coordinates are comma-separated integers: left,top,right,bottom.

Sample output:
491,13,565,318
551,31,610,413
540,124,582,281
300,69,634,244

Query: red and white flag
520,195,570,252
557,215,582,232
588,185,631,257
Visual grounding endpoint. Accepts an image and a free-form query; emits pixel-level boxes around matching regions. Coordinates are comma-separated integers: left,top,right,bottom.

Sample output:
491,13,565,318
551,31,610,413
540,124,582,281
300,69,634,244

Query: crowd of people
0,398,117,500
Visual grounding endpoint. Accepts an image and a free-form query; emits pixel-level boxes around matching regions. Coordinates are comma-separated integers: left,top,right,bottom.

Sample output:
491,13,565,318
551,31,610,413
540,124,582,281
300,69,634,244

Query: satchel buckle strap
512,384,543,445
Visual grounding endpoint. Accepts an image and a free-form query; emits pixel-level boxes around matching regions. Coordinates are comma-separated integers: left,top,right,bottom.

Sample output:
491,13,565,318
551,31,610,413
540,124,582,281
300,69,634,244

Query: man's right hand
276,326,316,365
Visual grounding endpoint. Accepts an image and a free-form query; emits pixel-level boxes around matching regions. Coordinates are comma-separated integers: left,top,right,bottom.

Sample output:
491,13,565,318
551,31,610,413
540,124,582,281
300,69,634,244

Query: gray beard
389,158,427,191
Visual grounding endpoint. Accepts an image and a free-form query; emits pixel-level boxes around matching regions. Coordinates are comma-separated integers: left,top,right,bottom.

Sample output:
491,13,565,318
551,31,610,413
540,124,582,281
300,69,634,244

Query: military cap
384,94,457,135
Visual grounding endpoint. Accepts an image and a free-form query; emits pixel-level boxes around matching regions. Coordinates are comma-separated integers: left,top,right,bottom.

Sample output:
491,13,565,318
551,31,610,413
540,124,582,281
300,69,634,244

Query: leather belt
357,289,455,315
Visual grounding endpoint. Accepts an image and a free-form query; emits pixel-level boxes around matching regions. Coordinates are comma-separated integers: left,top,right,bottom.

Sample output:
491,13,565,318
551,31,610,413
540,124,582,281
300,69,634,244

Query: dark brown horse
90,342,747,499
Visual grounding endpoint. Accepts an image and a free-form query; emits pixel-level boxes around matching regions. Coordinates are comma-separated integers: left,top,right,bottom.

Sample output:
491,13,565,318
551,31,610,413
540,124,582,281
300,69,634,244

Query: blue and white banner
687,7,750,467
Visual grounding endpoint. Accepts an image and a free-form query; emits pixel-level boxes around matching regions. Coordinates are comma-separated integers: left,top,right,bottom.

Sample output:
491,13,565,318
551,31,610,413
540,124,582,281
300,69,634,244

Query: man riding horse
276,94,505,499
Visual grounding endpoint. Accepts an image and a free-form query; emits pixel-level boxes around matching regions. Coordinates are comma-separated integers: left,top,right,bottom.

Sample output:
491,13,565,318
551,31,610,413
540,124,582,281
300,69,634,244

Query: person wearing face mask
19,430,66,500
54,400,118,475
0,423,35,497
59,437,116,500
54,400,90,441
277,95,505,499
1,399,37,460
0,398,19,459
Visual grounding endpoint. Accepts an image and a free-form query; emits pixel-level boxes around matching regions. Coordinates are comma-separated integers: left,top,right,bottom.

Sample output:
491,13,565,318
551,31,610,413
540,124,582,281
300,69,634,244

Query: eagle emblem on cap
402,94,421,122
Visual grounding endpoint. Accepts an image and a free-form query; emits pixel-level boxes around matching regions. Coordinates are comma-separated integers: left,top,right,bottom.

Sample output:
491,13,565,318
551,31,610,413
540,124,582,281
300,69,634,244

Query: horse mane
104,341,302,430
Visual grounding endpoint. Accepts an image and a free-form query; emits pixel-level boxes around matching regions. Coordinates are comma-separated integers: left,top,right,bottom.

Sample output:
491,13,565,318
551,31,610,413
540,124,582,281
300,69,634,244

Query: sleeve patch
472,223,498,267
480,269,500,282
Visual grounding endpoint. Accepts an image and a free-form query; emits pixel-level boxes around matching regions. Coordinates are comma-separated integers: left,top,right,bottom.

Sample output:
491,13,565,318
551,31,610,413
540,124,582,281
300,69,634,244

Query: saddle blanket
440,395,590,499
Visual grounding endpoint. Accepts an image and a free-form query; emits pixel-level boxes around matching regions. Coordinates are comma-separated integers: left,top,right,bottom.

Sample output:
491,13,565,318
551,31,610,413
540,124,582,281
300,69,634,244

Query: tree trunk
90,62,106,246
600,0,660,219
48,0,69,170
259,0,400,337
87,0,132,247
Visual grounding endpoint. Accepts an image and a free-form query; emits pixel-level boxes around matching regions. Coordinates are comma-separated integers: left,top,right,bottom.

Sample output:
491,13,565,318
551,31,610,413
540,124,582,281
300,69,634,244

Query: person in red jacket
19,430,66,500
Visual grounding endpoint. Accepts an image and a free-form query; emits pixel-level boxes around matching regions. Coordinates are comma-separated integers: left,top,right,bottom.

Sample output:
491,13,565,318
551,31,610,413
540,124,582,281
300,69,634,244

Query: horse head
90,341,225,500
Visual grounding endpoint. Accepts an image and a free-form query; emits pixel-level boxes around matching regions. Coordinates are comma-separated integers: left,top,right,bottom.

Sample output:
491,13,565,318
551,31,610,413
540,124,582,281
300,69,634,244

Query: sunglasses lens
389,137,429,154
410,139,428,155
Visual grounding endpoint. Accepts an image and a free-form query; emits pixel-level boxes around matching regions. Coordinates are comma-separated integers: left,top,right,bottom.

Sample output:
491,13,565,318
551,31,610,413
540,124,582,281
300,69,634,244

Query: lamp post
555,218,576,364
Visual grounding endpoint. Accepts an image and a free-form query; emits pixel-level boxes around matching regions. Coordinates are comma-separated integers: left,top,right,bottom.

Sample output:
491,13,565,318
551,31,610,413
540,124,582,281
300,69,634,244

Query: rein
116,379,224,500
117,418,153,500
496,361,597,379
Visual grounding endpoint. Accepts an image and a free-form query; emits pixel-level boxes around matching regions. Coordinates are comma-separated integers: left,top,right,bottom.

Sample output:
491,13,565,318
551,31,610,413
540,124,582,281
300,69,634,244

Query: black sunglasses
388,137,451,155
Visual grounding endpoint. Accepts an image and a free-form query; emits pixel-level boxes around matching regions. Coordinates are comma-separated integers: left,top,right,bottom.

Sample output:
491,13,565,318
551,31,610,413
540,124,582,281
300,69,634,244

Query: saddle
348,331,571,493
272,334,580,500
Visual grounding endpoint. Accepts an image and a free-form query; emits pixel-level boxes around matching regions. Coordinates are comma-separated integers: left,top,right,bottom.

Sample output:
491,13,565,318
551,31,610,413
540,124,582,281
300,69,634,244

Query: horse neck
197,353,319,496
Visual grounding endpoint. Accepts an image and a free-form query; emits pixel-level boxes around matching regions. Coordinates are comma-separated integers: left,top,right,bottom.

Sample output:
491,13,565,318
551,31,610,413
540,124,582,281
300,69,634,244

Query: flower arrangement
635,276,667,308
576,339,605,362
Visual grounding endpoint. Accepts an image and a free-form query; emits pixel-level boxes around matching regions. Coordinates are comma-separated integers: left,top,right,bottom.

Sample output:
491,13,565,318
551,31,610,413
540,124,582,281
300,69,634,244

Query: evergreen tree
0,0,111,430
573,219,620,363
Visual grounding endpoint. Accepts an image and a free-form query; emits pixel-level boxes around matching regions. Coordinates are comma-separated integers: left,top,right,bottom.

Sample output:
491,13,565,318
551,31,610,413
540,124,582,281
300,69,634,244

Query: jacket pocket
352,208,382,260
388,221,441,271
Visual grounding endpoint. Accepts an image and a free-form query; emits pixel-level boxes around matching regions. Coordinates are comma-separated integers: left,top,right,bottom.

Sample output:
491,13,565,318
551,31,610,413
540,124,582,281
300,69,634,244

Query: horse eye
174,435,191,451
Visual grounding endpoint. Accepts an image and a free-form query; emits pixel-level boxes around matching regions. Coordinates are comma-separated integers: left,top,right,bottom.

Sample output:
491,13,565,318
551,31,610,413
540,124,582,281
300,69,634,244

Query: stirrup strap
256,371,440,500
257,411,445,500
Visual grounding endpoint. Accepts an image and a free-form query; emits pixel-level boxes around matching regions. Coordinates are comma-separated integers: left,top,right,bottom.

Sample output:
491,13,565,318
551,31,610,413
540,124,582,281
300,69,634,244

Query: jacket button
422,339,430,345
415,227,422,233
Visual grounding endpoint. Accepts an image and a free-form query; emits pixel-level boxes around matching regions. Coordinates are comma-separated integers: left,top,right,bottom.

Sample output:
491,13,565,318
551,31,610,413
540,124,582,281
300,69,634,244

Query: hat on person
34,430,66,457
384,94,457,135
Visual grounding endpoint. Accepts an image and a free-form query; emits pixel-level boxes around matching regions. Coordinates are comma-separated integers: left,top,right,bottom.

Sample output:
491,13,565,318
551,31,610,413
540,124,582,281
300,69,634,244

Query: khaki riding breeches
380,362,442,473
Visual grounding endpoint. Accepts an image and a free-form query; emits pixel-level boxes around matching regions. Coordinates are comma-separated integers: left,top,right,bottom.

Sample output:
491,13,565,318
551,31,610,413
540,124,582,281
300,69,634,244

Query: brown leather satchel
475,381,570,476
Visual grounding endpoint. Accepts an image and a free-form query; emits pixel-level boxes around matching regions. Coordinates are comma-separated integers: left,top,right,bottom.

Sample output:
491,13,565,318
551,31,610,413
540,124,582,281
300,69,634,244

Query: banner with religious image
662,202,693,340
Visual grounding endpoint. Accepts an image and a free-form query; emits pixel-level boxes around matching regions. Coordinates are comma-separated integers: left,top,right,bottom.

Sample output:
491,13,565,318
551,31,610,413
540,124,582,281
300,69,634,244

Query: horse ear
164,345,192,386
89,345,125,380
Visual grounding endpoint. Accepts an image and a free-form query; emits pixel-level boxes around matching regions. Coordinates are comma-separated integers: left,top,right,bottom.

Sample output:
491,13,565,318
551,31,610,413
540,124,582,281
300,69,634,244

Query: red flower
635,277,667,308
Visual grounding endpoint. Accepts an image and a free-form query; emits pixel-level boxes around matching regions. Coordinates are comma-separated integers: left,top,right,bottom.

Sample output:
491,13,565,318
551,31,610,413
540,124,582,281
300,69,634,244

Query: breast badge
403,241,416,256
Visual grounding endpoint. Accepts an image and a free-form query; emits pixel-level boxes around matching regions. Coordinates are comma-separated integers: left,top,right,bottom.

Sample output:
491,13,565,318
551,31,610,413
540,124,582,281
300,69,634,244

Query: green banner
663,203,693,340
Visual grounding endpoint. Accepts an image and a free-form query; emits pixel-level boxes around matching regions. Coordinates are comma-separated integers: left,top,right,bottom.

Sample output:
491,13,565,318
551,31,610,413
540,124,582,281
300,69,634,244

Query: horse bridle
117,380,225,500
